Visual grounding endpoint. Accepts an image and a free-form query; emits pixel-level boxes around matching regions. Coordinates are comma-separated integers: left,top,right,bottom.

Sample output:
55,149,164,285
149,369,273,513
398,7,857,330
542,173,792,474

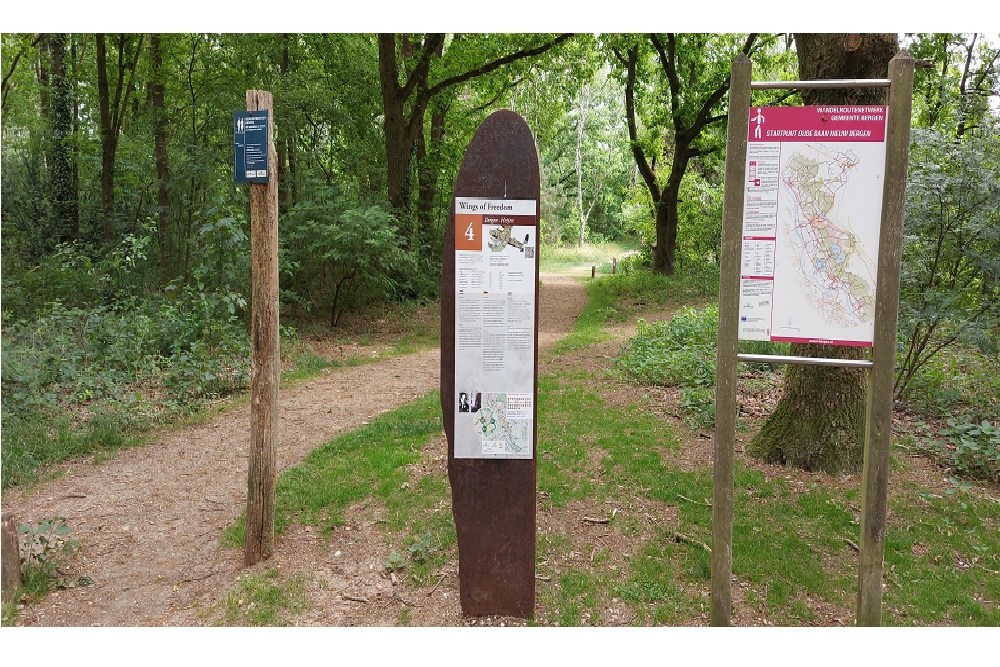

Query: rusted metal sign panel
441,110,540,618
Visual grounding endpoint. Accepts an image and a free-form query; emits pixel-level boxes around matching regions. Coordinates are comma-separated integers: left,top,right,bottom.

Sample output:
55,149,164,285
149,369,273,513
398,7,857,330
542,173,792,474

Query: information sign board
739,105,886,346
453,198,538,459
233,110,269,183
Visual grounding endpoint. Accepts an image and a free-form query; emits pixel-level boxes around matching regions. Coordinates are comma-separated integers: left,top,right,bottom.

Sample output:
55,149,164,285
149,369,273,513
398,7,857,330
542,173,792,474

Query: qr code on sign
524,246,535,259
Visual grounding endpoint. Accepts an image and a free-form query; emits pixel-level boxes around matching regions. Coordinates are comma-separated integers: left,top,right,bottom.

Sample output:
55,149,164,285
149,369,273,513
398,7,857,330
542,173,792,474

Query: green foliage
901,343,1000,419
680,386,716,428
618,306,719,388
916,419,1000,483
11,517,91,608
18,517,80,572
282,189,432,326
1,222,252,489
896,126,1000,399
223,569,307,627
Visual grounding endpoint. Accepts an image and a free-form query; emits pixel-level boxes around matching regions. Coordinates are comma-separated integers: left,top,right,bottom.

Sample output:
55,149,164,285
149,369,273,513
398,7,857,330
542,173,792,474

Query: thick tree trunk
378,35,416,214
150,34,172,279
96,33,143,244
748,33,897,474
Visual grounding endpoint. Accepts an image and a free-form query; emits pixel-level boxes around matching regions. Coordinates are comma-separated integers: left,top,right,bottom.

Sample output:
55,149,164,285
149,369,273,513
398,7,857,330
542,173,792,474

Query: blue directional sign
234,110,269,184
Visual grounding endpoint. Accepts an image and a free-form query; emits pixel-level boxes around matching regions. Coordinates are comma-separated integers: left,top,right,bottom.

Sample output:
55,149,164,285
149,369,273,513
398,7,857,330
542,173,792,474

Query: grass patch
225,391,442,546
222,568,308,626
881,484,999,625
1,411,140,490
540,242,635,274
551,266,721,356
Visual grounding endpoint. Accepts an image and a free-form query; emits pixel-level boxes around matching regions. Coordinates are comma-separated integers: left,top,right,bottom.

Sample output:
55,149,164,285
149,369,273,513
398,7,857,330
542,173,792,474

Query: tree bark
1,513,21,604
45,33,78,245
748,33,898,474
96,33,143,243
149,34,173,279
245,90,280,567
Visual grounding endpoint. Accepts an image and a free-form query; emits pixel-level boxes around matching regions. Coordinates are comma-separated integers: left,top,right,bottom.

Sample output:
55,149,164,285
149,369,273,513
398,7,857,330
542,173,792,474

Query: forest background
2,20,998,487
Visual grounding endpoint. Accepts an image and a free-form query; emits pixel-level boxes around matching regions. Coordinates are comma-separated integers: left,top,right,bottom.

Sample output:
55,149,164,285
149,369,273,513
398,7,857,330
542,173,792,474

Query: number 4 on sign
465,220,476,241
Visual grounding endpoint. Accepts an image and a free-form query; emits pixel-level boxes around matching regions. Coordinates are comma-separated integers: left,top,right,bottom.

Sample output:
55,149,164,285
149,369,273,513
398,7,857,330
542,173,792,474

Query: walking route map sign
454,197,537,459
739,105,887,346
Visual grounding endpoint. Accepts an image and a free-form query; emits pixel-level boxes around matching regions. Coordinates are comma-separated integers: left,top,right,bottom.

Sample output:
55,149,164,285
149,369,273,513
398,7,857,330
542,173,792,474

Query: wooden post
711,54,751,627
244,90,279,567
612,257,617,274
591,265,596,279
1,513,21,604
856,50,914,626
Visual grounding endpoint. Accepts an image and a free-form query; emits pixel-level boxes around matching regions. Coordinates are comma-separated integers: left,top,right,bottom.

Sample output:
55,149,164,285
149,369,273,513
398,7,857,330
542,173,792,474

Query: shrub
618,306,719,388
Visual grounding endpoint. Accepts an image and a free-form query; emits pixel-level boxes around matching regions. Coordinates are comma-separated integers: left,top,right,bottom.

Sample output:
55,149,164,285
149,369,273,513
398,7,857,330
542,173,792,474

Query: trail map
739,105,887,347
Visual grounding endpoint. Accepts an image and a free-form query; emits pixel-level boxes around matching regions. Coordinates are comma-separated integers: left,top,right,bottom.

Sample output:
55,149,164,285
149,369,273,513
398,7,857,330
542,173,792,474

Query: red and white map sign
739,105,887,347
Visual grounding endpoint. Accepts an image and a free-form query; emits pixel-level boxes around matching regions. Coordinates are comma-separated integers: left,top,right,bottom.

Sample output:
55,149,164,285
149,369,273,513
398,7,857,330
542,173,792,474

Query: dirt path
4,273,587,626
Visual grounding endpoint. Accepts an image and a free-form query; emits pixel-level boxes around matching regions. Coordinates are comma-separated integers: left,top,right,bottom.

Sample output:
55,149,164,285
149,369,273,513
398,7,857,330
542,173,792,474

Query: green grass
223,390,443,547
536,360,998,626
540,241,635,274
550,266,720,356
881,483,999,625
1,411,140,489
222,568,308,626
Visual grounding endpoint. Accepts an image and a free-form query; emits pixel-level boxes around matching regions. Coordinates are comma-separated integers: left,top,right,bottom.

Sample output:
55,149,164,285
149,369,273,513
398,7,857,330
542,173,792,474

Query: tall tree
96,33,143,242
748,33,899,474
376,33,572,236
45,32,78,245
613,34,764,274
148,33,173,278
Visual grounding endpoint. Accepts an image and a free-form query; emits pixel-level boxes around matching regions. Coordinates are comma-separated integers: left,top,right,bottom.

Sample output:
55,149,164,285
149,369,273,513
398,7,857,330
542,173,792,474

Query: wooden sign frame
711,51,914,626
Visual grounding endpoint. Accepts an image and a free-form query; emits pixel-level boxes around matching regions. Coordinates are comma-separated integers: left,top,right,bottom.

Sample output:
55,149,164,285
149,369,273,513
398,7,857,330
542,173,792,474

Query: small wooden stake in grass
1,513,21,604
244,90,279,567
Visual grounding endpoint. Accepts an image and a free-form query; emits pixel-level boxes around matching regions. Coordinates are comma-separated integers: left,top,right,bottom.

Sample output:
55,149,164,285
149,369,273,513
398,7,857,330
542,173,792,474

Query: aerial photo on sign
739,105,887,346
453,197,537,459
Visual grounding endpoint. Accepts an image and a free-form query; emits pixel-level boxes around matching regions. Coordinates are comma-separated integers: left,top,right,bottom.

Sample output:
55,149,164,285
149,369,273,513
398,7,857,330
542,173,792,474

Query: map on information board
739,105,887,346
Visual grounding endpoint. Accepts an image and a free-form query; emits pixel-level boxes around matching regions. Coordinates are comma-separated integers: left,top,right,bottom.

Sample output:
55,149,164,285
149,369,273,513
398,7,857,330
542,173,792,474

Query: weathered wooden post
442,110,540,617
711,53,752,627
1,513,21,603
612,257,617,275
712,51,913,627
591,265,596,279
857,49,914,626
242,90,279,566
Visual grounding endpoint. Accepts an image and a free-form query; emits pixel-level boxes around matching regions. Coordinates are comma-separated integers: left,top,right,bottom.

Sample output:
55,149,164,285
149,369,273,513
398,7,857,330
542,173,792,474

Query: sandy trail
5,273,586,626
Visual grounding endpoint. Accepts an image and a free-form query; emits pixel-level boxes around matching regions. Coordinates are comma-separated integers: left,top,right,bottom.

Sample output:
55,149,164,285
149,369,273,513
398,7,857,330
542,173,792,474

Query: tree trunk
415,100,447,249
748,33,898,474
96,33,115,242
149,34,172,280
46,33,77,246
96,33,143,244
575,84,589,247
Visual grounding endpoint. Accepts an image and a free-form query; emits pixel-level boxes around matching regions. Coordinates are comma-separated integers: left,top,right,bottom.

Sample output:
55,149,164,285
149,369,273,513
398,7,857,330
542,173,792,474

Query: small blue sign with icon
234,110,269,183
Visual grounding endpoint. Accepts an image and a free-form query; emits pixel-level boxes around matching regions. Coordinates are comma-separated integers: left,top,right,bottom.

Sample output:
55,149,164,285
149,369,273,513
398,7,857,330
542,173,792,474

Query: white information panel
453,197,538,459
739,105,887,347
